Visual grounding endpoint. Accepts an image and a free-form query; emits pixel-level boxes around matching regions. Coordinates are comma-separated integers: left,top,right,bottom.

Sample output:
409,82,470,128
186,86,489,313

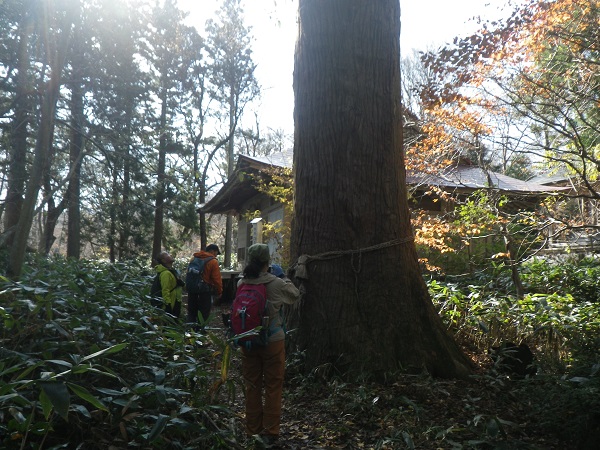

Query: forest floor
211,313,598,450
228,365,584,449
232,362,598,450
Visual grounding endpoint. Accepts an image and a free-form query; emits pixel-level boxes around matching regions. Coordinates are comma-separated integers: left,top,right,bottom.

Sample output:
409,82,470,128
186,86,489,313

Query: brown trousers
241,339,286,436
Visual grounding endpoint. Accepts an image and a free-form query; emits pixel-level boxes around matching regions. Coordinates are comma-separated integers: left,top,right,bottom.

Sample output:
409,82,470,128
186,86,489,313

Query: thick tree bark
291,0,472,378
37,71,84,256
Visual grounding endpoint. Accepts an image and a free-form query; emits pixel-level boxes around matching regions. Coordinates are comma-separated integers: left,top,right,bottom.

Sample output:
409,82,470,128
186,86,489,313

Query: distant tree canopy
0,0,278,277
393,0,600,280
417,0,600,230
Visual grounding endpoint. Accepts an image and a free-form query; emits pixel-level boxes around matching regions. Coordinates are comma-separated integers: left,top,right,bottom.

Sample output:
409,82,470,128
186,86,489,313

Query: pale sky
177,0,518,134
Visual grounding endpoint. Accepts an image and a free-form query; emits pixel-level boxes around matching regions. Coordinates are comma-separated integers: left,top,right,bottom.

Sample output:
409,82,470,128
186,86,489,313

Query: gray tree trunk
3,4,33,248
8,58,65,277
7,1,78,276
224,90,236,268
152,84,168,260
66,61,85,259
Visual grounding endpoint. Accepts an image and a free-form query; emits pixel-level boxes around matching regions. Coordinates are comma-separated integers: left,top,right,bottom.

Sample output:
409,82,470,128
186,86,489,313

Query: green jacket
155,264,183,308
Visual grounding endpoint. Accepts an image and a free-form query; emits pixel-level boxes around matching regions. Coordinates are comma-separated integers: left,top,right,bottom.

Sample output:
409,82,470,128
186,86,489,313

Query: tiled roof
239,149,293,169
407,165,568,194
201,153,567,214
528,167,572,186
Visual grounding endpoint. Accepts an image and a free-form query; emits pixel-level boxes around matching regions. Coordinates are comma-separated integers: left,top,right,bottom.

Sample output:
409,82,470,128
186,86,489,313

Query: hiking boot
250,434,279,449
260,434,279,448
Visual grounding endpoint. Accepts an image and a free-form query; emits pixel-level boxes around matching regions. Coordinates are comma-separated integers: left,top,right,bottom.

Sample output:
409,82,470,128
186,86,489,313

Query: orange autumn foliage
406,0,599,262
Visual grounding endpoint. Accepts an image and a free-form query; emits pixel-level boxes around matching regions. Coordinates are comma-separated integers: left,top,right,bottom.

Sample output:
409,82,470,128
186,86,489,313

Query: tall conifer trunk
4,3,33,247
290,0,471,378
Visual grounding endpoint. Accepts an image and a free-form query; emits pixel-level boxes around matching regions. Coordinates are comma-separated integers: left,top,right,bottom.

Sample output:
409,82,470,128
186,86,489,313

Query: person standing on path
154,251,184,318
237,243,300,444
186,244,222,327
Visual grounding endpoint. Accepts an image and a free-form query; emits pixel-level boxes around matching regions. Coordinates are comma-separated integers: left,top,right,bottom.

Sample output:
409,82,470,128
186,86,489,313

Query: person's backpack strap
168,268,185,289
200,256,215,279
197,256,214,277
186,256,215,293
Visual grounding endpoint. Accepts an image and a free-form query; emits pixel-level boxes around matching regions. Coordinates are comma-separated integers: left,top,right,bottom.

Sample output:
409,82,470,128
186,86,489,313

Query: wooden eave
199,151,293,214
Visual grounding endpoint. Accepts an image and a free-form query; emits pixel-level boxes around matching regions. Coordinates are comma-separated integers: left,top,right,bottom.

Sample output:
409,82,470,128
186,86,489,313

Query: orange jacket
192,251,222,296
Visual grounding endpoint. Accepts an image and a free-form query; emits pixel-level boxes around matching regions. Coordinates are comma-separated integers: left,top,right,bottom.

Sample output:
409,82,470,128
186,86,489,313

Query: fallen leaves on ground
226,354,593,449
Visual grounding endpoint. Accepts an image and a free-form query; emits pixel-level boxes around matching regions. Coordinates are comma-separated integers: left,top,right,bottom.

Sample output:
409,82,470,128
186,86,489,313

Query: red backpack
230,283,268,348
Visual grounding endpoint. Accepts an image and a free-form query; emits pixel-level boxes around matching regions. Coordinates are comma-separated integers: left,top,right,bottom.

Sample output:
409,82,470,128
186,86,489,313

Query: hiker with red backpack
234,243,300,445
186,244,223,328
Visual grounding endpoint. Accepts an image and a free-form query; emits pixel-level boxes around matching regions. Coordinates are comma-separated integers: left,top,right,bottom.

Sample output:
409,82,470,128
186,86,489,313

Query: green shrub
429,271,600,373
521,256,600,303
0,255,241,449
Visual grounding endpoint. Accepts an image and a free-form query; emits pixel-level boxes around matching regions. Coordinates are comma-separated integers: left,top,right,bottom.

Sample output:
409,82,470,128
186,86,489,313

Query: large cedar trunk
291,0,472,378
